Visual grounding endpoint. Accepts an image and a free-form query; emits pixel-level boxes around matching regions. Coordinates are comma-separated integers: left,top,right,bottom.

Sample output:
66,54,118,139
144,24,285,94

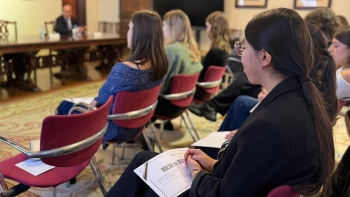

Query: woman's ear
259,49,272,68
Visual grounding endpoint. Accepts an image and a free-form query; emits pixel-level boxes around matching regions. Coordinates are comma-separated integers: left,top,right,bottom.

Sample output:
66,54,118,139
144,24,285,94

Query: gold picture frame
235,0,267,8
294,0,331,9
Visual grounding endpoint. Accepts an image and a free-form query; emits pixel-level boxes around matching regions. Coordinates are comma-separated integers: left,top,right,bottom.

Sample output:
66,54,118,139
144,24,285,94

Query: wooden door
62,0,86,26
119,0,153,37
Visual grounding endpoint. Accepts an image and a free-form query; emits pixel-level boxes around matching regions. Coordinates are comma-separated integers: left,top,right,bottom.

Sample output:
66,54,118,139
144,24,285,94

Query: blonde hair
206,11,231,54
163,10,201,63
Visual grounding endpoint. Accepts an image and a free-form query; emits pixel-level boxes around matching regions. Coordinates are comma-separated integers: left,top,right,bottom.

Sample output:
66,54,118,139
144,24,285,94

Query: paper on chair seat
64,97,94,104
16,159,55,176
191,131,230,148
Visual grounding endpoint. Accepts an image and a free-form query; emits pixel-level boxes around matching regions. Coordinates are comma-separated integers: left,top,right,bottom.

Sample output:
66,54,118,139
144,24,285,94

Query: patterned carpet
0,81,221,197
0,80,349,196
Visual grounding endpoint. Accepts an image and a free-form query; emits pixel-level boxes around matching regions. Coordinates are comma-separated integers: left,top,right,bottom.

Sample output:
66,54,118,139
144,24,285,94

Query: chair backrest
0,20,17,40
267,185,300,197
98,21,120,34
111,84,162,128
201,65,227,94
169,73,200,107
44,21,55,35
339,99,347,113
39,96,113,167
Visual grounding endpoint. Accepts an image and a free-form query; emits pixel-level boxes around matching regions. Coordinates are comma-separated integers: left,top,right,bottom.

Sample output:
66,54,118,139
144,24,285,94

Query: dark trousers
209,72,261,116
106,151,159,197
154,96,186,118
107,151,191,197
331,146,350,197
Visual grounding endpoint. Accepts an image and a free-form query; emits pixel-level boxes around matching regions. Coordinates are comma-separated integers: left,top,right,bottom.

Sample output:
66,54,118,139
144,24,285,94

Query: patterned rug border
0,81,104,119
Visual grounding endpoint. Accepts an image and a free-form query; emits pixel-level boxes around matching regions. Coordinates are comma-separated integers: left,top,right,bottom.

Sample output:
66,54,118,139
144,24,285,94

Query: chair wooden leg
0,171,8,193
89,156,107,196
181,115,197,142
185,110,200,140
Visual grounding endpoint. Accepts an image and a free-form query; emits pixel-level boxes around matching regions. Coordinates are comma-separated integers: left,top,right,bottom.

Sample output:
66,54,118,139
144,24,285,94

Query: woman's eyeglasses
234,41,252,56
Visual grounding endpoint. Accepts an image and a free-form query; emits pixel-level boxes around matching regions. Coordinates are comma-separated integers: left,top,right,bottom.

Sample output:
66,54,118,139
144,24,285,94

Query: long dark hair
334,26,350,68
127,10,168,81
245,8,336,196
308,24,338,125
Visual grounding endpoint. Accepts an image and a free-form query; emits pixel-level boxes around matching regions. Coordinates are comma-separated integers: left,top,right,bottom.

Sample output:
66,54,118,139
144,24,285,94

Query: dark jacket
189,77,320,197
54,15,78,35
199,48,228,80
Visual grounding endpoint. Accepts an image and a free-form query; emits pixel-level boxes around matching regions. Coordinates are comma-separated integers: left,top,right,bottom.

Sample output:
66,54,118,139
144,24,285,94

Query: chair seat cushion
0,153,89,187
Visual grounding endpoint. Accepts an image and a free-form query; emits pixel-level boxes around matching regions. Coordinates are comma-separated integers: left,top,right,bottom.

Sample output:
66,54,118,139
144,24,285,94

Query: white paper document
191,132,230,148
64,97,94,104
16,159,55,176
134,148,192,197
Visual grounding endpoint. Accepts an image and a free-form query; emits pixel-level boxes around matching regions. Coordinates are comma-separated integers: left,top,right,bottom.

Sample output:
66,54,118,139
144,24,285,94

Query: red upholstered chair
267,185,300,197
106,84,163,163
153,73,200,142
194,66,227,103
339,99,347,113
0,96,113,196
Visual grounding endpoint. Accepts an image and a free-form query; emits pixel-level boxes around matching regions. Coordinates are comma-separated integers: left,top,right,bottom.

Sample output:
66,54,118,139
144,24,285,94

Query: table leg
95,45,121,71
53,49,92,81
1,53,41,92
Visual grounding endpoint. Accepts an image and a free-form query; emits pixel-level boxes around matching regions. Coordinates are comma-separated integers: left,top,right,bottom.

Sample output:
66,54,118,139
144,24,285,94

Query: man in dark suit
54,4,84,36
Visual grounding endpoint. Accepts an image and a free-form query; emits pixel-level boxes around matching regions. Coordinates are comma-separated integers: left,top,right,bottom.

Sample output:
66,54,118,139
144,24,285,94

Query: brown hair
246,8,336,196
163,10,201,63
127,10,168,81
334,26,350,68
305,8,340,42
206,11,231,54
336,15,349,28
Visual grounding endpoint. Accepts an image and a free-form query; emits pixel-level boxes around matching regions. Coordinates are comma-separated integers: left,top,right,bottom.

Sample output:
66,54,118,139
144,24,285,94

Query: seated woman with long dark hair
55,10,168,144
106,8,338,197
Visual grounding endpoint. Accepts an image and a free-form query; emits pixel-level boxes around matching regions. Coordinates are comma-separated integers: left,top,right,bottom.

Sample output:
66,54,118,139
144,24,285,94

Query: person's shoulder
165,43,186,58
340,69,350,84
56,15,64,21
166,42,186,51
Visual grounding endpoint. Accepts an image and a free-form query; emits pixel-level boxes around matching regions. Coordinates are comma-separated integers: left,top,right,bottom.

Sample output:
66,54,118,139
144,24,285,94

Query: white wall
99,0,119,23
0,0,61,36
199,0,350,51
86,0,100,32
225,0,350,32
86,0,120,32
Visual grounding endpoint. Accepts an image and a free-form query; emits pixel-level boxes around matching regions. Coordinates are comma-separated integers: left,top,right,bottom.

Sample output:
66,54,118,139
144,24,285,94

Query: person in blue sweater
55,10,168,144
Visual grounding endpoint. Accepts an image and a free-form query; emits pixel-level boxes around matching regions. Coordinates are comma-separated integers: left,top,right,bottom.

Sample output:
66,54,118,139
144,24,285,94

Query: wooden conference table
0,34,127,92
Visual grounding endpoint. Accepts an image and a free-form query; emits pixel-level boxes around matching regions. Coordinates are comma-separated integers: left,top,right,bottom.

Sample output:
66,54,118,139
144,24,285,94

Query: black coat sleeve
54,16,71,35
189,119,290,197
200,48,228,80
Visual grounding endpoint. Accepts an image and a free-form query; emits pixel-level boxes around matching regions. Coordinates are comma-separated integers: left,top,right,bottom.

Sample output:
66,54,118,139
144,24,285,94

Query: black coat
54,15,78,35
189,77,320,197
